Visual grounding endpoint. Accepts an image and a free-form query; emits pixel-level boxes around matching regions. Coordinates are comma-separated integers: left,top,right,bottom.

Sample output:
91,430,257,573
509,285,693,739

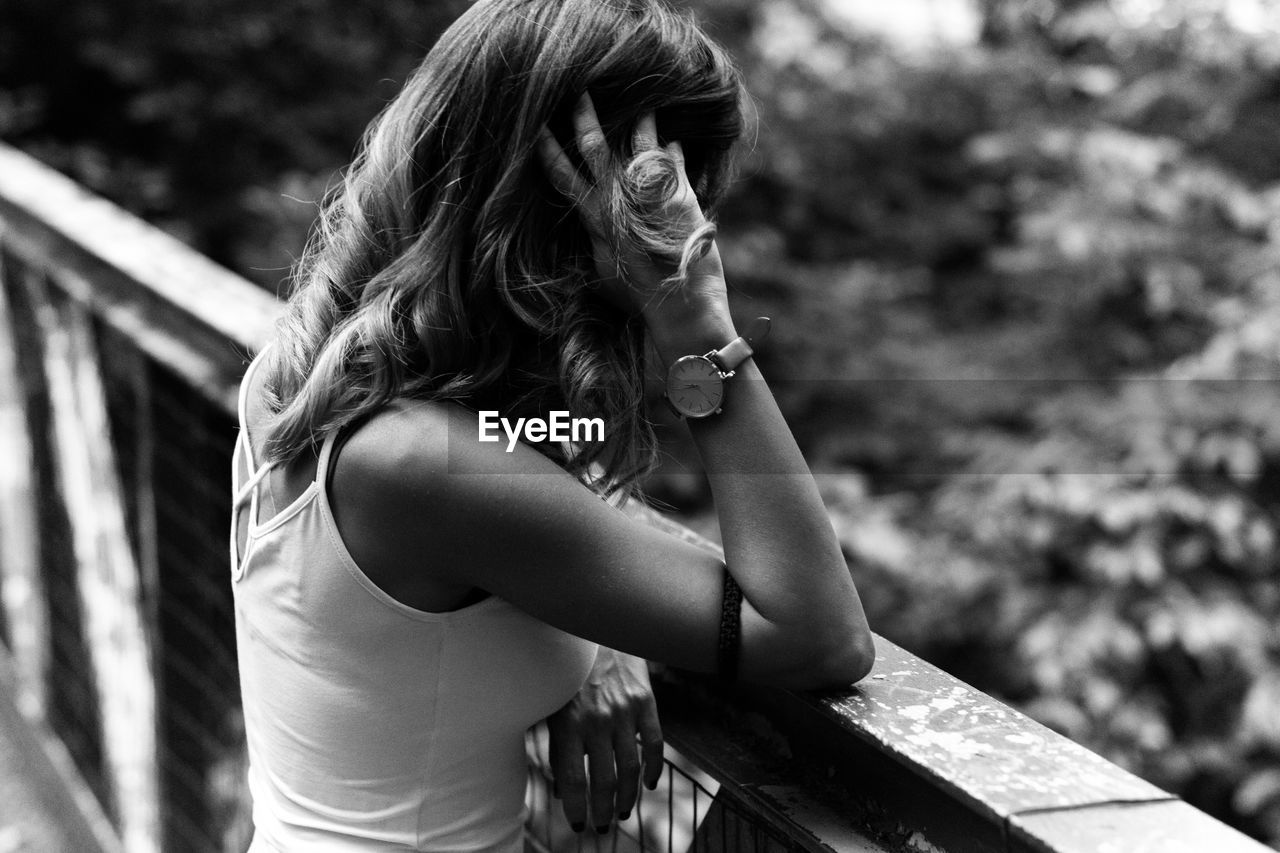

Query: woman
230,0,875,849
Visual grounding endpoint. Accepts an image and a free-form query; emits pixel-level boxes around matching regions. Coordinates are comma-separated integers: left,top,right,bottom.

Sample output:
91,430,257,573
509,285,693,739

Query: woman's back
232,351,598,851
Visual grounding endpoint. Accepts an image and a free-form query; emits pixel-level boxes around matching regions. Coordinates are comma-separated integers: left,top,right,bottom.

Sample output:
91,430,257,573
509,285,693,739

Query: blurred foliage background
3,0,1279,845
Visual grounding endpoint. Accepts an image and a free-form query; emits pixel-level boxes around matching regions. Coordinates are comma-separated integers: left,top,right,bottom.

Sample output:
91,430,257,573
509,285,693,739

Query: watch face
667,356,724,418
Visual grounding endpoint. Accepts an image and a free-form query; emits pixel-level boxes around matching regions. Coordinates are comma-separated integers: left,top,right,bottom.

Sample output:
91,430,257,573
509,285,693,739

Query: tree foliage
0,0,468,280
684,1,1280,843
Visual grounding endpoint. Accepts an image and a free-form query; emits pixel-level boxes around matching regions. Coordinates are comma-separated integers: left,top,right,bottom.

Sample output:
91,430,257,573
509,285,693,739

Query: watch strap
710,316,771,373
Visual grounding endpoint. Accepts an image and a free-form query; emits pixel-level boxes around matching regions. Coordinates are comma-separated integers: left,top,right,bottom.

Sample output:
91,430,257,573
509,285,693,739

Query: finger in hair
572,91,610,178
665,138,686,171
536,125,591,200
632,111,659,154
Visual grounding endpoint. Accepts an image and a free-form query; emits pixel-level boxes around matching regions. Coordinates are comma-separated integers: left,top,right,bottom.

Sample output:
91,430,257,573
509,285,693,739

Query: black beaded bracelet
717,570,742,680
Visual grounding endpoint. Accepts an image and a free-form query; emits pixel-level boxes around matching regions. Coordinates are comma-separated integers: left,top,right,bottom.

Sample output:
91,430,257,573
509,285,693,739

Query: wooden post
0,245,50,721
27,272,160,853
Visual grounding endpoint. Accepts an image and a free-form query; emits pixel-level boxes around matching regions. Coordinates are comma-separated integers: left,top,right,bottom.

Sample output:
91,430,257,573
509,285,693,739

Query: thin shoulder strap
314,423,343,498
232,346,276,576
232,460,275,510
233,345,278,510
237,342,274,472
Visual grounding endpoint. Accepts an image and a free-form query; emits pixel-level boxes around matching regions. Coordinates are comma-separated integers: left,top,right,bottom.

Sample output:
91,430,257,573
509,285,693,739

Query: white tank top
230,349,599,852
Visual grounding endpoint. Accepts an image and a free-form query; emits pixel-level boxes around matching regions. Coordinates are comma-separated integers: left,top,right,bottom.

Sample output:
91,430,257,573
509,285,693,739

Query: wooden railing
0,140,1269,853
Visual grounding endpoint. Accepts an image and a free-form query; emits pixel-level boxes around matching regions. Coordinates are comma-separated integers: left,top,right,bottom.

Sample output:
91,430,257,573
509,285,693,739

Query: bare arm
541,92,873,685
331,93,873,690
648,307,874,685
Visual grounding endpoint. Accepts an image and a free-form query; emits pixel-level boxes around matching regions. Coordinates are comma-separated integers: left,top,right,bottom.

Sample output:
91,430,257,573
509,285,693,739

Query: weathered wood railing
0,141,1269,853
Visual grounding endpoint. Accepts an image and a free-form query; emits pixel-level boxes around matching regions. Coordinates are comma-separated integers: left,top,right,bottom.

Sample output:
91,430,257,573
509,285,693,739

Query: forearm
535,93,870,682
646,298,870,676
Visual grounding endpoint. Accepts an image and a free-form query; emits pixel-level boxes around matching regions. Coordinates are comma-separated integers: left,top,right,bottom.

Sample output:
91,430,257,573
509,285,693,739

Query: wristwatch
664,317,771,419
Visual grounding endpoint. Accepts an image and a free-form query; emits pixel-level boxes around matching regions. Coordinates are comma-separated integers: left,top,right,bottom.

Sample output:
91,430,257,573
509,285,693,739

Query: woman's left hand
545,646,664,833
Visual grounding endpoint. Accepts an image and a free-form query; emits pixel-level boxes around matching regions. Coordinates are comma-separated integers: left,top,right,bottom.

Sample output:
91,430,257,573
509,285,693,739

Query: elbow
753,625,876,690
741,604,877,689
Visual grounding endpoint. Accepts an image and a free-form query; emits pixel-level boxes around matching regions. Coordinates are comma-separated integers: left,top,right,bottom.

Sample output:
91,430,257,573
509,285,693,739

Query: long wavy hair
259,0,746,496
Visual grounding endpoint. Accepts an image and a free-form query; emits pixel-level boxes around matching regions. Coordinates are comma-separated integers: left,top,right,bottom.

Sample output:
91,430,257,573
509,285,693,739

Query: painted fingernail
595,825,609,835
619,810,631,821
645,779,657,791
571,821,584,833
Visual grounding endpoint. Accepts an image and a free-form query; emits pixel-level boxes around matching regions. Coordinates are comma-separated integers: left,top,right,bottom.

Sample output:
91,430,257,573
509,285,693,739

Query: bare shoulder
332,397,457,487
326,398,591,609
333,398,565,500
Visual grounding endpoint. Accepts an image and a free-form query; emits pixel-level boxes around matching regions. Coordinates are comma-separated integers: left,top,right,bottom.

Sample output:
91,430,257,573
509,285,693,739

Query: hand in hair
536,92,726,318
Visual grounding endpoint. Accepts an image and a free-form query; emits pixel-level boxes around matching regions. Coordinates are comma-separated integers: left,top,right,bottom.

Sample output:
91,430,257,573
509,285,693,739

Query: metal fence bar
523,725,816,853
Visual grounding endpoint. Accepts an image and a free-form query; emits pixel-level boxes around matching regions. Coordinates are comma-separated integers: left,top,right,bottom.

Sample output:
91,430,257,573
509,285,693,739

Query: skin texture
237,92,874,833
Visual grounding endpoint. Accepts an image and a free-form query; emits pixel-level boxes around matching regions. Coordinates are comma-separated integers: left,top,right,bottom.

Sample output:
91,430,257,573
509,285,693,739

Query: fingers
636,697,664,792
548,713,657,833
666,138,686,172
632,111,659,154
586,733,619,832
612,724,641,822
536,126,591,202
548,719,589,832
571,91,610,180
550,708,628,833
